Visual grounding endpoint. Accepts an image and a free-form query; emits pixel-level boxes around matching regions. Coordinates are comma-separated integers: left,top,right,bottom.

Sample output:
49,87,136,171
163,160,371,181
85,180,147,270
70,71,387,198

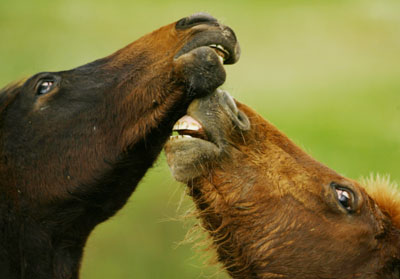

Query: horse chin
165,137,220,183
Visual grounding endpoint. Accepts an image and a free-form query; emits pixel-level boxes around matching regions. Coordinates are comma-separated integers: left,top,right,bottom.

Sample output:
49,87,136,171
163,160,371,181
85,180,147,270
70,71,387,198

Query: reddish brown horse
165,90,400,279
0,13,240,279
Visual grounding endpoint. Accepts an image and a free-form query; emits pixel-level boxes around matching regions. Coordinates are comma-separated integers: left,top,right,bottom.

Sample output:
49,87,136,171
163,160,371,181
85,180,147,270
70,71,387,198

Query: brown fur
165,90,400,279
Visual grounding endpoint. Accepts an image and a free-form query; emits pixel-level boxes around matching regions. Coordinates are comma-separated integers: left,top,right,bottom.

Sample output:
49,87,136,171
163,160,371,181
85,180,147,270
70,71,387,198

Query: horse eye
331,183,355,212
336,189,351,210
37,80,54,95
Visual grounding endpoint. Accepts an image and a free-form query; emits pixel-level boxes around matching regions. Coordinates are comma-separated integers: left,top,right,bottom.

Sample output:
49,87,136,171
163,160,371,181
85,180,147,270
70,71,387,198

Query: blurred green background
1,0,399,278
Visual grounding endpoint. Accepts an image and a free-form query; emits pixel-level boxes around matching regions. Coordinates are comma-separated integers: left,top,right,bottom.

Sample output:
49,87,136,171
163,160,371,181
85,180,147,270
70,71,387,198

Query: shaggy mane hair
361,174,400,229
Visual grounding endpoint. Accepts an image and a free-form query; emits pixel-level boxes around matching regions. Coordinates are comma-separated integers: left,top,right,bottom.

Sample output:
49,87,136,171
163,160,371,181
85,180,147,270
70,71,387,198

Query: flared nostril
217,89,250,131
176,13,218,30
220,90,239,115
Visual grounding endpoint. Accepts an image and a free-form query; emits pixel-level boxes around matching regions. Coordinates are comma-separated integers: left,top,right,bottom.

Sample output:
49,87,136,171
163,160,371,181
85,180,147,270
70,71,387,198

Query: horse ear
0,80,24,113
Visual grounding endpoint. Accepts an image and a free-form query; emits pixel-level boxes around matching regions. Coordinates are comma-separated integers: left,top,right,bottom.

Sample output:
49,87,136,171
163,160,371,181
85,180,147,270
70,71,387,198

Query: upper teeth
170,115,204,141
173,115,202,131
209,44,228,53
209,44,228,63
173,121,200,131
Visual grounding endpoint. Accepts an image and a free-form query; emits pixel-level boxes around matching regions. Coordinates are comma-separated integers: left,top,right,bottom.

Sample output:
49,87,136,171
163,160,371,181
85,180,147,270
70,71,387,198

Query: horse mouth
209,44,230,64
166,113,220,183
170,115,210,142
175,25,240,65
165,90,251,182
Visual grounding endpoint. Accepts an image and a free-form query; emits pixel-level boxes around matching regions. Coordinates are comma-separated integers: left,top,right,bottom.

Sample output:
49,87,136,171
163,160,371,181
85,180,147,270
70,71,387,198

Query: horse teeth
216,44,227,53
210,44,227,52
173,119,201,131
209,44,228,63
173,121,186,130
169,135,193,140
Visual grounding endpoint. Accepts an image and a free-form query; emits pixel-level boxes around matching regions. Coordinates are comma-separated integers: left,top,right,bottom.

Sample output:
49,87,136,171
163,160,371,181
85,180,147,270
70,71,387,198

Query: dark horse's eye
36,80,55,95
331,182,355,213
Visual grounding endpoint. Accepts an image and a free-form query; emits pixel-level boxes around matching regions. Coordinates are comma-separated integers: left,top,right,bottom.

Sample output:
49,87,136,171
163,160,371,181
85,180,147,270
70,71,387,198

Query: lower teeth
170,135,193,140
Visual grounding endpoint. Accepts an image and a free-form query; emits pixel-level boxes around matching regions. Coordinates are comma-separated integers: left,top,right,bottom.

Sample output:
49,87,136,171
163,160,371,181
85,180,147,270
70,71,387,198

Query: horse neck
0,204,86,279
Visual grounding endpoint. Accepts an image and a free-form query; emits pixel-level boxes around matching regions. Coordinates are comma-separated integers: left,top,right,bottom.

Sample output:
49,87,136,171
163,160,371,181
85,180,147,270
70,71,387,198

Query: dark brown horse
165,90,400,279
0,13,240,279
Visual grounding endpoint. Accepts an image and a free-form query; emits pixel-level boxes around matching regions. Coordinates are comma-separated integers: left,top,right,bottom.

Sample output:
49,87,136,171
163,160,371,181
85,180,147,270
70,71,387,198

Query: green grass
1,0,400,278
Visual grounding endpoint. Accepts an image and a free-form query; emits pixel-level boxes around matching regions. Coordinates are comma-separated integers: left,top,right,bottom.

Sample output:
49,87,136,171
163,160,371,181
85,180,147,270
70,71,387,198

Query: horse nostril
221,90,239,115
176,13,218,30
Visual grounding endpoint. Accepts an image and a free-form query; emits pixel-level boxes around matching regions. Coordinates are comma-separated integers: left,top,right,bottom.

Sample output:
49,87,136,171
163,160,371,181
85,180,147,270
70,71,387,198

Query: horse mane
361,174,400,229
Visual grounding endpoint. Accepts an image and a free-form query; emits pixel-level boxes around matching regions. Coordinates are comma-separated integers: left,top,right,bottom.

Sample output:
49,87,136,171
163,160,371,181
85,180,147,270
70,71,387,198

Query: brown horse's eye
331,183,355,212
37,80,54,95
336,189,351,209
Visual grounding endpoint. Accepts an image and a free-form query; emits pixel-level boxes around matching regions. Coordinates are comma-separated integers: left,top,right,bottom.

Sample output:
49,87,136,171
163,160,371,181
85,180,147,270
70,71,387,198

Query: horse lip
174,27,240,64
175,13,219,30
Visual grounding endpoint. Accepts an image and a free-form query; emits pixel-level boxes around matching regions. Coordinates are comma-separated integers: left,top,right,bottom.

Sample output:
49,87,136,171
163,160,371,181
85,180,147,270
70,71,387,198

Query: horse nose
176,13,218,29
218,89,251,131
219,89,239,115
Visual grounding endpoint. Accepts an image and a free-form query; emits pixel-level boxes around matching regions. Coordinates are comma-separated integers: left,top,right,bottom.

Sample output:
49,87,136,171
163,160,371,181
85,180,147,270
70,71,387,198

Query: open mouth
175,27,239,65
209,44,230,64
165,89,249,182
166,113,220,183
170,115,209,141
